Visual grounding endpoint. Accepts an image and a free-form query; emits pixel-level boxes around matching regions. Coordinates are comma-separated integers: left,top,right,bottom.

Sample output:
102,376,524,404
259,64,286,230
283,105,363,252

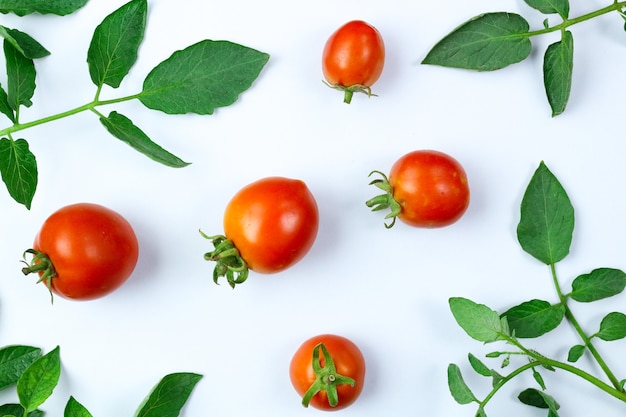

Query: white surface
1,0,626,416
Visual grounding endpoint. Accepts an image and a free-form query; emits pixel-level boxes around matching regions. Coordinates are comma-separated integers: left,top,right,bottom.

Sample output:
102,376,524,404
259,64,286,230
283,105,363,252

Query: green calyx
322,80,377,104
301,343,355,408
200,231,249,289
21,248,57,303
365,170,401,229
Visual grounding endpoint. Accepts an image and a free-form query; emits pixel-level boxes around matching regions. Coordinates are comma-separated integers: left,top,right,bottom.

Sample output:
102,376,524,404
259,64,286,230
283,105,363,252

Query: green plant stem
527,1,626,37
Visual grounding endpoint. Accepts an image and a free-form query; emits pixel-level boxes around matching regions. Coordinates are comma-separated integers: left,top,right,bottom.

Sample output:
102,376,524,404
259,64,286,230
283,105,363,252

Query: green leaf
421,12,532,71
135,373,202,417
501,300,565,338
518,388,560,415
543,30,573,117
0,0,88,16
0,27,49,59
64,397,93,417
0,345,42,390
570,268,626,302
87,0,146,88
0,404,43,417
0,137,38,209
595,312,626,341
100,111,190,168
0,83,14,122
447,364,477,405
17,346,61,413
524,0,570,18
468,353,491,377
567,345,586,362
139,40,269,115
516,161,574,265
532,367,546,390
5,40,36,110
449,297,506,343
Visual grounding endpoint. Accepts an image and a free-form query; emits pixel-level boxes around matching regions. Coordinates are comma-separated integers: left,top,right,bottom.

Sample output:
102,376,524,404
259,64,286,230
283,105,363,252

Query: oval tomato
322,20,385,104
22,203,139,301
367,150,470,228
202,177,319,288
289,334,366,411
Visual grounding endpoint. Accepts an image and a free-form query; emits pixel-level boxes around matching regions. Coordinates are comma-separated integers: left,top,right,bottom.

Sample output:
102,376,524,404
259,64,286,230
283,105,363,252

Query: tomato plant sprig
422,0,626,116
0,0,269,209
448,162,626,417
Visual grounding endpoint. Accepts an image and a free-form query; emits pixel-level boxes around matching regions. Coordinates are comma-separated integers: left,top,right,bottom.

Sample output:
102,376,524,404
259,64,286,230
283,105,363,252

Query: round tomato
322,20,385,104
21,203,139,301
202,177,319,288
367,150,470,228
289,334,366,411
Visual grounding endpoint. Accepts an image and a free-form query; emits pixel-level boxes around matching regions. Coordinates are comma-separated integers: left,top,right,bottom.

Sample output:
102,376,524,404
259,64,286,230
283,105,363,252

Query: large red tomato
290,334,366,411
202,177,319,288
22,203,139,301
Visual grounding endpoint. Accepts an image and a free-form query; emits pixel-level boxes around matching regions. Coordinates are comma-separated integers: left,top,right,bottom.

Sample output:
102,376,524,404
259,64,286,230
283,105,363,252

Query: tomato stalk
301,343,356,408
21,249,57,303
365,170,402,228
200,231,249,288
322,81,376,104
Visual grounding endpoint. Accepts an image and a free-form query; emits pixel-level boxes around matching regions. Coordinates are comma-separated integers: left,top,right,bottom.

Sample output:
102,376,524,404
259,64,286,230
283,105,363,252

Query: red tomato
289,334,366,411
367,150,470,228
322,20,385,104
202,177,319,288
22,203,139,301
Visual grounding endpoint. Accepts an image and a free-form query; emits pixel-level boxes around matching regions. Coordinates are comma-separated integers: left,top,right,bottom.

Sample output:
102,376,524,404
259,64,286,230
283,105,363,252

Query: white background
1,0,626,416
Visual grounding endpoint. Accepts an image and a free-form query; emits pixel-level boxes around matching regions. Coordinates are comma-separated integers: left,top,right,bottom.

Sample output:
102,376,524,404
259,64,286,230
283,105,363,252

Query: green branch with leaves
447,162,626,417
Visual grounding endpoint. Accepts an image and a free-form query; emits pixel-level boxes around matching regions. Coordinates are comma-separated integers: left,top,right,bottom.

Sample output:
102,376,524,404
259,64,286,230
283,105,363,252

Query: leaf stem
527,1,626,37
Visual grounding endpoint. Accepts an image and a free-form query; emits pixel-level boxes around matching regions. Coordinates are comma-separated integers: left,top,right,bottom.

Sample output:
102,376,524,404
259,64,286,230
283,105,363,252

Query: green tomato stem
527,1,626,37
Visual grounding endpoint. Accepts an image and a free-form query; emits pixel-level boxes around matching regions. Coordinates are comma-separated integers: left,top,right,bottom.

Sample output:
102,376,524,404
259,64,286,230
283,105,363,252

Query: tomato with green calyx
21,203,139,301
202,176,319,288
290,334,366,411
322,20,385,104
366,150,470,228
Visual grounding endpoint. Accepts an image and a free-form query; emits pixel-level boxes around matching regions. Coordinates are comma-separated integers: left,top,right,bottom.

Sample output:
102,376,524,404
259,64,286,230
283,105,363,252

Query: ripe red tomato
367,150,470,228
289,334,366,411
322,20,385,104
202,177,319,288
21,203,139,301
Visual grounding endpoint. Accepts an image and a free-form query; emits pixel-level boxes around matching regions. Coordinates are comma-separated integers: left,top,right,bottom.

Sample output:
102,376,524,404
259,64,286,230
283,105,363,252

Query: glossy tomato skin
322,20,385,89
33,203,139,300
223,177,318,274
290,334,366,411
390,150,470,228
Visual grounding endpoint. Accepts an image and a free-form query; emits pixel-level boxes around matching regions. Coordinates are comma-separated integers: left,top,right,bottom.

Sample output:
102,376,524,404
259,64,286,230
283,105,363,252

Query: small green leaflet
570,268,626,302
64,397,93,417
449,297,508,343
518,388,560,415
0,138,37,209
447,364,477,405
422,12,532,71
0,84,14,122
0,27,49,59
135,373,202,417
567,344,586,362
595,312,626,342
139,40,270,115
543,30,573,117
17,346,60,414
501,299,565,338
4,41,36,110
517,162,574,265
0,0,88,16
0,345,42,390
0,404,44,417
87,0,146,89
524,0,570,18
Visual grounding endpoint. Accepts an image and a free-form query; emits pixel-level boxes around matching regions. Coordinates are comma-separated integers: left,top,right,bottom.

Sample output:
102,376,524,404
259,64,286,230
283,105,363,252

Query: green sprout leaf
0,404,43,417
0,83,14,122
17,346,61,414
0,137,37,209
468,353,491,377
518,388,560,415
0,345,42,390
64,396,93,417
5,40,36,110
135,373,202,417
567,344,586,362
517,161,574,265
570,268,626,302
595,312,626,342
139,39,269,115
501,300,565,338
0,0,88,16
447,363,477,405
449,297,507,343
524,0,570,18
87,0,146,89
543,30,573,117
422,12,532,71
0,26,50,59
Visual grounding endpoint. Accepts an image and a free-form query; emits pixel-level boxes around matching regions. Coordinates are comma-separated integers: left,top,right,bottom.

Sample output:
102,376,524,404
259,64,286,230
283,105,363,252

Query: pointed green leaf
17,346,60,413
87,0,146,88
518,388,560,415
422,12,532,71
139,40,269,115
0,83,16,122
501,300,565,338
100,111,189,168
524,0,569,18
570,268,626,302
447,364,477,405
5,40,36,110
135,373,202,417
595,312,626,341
517,161,574,265
0,137,38,209
64,397,93,417
532,367,546,390
468,353,491,377
449,297,506,343
567,345,586,362
0,346,42,390
0,404,43,417
0,0,88,16
544,30,573,117
0,27,49,59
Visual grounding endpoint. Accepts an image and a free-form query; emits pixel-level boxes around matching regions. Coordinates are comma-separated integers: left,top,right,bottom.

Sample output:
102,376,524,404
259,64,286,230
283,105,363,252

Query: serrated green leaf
64,397,93,417
17,346,60,413
524,0,570,18
0,345,42,390
5,40,36,110
0,137,38,209
570,268,626,302
0,0,88,16
468,353,491,377
517,161,574,265
0,27,49,59
447,364,477,405
544,30,573,117
87,0,146,88
518,388,560,414
135,373,202,417
100,111,189,168
595,312,626,341
567,345,586,362
0,83,15,122
449,297,506,343
0,404,44,417
139,40,269,115
422,12,532,71
501,300,565,338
